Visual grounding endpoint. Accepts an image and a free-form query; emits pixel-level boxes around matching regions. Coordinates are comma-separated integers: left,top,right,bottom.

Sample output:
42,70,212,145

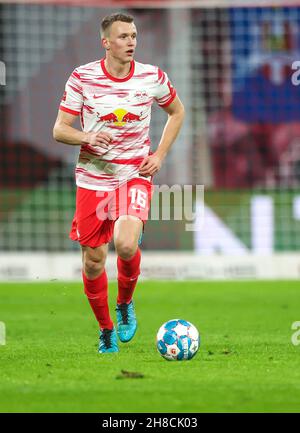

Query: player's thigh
81,243,109,272
114,215,143,254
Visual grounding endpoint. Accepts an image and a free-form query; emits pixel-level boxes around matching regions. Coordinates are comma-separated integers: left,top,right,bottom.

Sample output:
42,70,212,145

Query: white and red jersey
59,58,177,191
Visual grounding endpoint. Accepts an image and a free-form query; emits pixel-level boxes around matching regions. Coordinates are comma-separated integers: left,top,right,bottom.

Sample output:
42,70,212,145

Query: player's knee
115,240,137,260
83,256,105,279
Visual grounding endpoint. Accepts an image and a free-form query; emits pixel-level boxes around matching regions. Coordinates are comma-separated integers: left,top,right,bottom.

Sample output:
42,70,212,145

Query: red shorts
70,178,154,248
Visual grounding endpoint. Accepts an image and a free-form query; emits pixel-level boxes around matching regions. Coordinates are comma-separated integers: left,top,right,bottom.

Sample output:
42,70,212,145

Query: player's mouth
126,50,134,56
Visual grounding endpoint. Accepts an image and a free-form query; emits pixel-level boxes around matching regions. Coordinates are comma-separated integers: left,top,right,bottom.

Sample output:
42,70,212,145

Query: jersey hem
76,176,152,192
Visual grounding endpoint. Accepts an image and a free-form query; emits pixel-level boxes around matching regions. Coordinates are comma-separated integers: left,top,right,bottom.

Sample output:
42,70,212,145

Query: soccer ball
156,319,200,361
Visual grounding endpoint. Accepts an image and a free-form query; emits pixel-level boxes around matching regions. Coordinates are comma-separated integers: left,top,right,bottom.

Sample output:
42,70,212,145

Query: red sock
117,248,141,304
82,270,113,330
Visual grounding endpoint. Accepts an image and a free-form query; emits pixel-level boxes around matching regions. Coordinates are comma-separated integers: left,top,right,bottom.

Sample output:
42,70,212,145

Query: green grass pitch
0,280,300,413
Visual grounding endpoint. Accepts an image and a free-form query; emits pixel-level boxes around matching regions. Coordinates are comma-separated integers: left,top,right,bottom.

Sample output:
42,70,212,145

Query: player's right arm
53,68,112,149
53,110,112,149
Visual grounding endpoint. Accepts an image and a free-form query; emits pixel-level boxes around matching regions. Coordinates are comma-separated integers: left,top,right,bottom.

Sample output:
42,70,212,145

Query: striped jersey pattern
59,58,177,191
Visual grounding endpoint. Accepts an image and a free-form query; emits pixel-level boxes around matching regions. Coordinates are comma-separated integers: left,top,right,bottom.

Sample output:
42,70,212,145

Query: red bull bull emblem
97,108,143,126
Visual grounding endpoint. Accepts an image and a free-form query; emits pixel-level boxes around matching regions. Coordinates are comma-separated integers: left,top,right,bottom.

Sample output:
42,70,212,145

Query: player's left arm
139,96,185,177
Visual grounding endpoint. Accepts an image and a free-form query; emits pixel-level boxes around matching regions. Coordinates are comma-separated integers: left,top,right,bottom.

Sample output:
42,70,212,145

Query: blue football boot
98,327,119,353
116,301,137,342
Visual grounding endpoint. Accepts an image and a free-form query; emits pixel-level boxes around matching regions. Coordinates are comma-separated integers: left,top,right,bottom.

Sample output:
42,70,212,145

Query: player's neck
104,56,132,79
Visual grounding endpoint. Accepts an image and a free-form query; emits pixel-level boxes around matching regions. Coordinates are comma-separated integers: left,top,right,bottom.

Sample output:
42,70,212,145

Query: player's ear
102,37,110,51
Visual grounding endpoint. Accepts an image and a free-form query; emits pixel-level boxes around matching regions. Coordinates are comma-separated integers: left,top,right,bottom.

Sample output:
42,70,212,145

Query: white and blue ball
156,319,200,361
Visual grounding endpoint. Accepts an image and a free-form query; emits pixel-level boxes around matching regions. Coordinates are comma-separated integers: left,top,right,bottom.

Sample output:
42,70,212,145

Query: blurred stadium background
1,0,300,280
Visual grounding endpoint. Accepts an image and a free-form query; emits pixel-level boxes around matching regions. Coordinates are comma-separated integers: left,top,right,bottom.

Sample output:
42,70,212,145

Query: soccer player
53,13,185,353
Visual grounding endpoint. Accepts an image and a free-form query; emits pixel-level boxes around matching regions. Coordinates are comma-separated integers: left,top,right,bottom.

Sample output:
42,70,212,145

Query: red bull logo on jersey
97,108,144,126
134,90,148,102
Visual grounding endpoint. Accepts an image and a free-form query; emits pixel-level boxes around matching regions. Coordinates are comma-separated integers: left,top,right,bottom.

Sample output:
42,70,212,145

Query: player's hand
139,153,163,176
84,131,113,152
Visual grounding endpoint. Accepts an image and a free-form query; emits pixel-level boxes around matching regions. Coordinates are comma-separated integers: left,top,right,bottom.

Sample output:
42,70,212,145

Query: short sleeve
154,68,177,108
59,69,83,115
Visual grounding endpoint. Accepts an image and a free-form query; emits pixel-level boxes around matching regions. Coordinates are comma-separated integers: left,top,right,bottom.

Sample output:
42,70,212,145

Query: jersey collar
100,58,135,82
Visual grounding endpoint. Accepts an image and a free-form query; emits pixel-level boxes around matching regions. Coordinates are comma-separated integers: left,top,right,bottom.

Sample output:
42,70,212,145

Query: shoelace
101,329,113,348
117,303,129,324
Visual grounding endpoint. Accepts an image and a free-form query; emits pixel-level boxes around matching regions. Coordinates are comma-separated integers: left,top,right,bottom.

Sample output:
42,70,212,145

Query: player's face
103,21,137,64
